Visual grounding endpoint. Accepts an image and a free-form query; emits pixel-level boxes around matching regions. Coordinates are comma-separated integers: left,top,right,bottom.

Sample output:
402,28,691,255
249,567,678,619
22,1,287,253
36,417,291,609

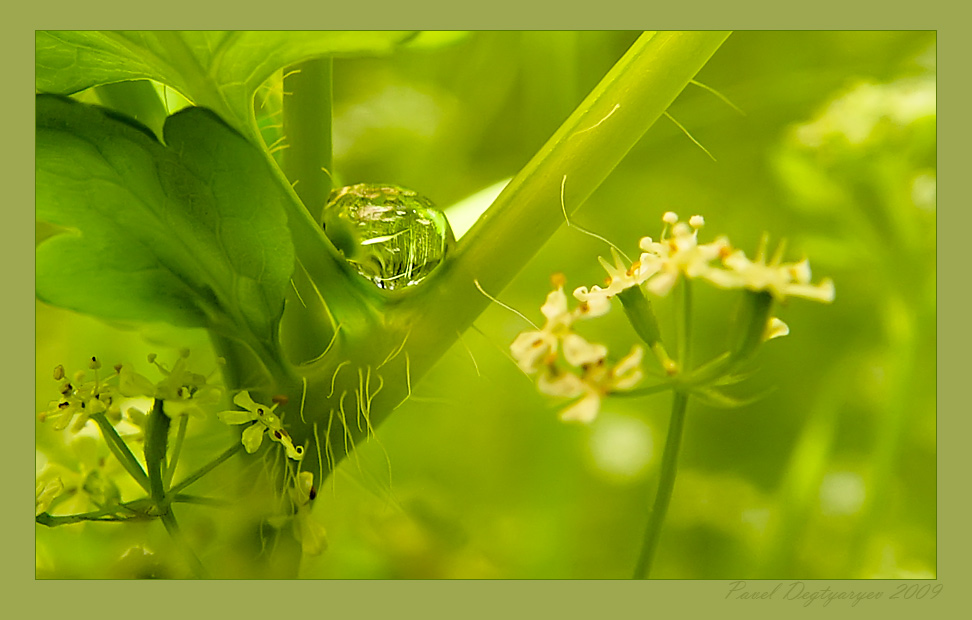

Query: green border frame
9,3,961,618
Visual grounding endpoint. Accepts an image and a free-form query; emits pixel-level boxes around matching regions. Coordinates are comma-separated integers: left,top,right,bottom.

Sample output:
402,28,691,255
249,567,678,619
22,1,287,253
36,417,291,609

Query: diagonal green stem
159,509,208,578
634,390,689,578
91,412,150,493
399,32,731,373
278,57,341,365
164,414,189,489
36,497,156,527
678,279,694,368
282,57,334,222
165,441,244,505
144,398,170,506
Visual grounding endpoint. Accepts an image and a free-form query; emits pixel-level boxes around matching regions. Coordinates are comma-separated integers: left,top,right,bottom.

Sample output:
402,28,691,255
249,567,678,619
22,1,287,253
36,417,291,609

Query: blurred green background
36,31,936,579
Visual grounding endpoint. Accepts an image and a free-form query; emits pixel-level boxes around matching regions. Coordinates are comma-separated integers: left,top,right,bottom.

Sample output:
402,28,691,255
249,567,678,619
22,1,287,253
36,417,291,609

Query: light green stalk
634,389,689,578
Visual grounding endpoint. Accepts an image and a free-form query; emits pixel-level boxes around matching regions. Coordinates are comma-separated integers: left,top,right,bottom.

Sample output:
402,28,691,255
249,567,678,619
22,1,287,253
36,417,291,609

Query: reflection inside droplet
322,183,456,291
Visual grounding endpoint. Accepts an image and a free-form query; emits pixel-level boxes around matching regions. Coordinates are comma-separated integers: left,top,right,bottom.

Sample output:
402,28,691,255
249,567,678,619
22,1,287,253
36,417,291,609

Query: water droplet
322,183,456,291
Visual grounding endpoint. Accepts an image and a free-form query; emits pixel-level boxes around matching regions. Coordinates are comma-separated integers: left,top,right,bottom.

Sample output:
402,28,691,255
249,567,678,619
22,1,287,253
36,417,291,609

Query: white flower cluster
793,76,936,148
510,212,835,423
510,274,644,423
576,212,834,308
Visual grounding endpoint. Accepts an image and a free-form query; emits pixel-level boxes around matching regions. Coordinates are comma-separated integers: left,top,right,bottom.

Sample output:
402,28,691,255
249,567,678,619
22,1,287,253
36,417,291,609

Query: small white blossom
764,317,790,341
794,77,935,148
217,391,304,460
538,346,645,424
711,235,835,303
510,275,610,374
40,359,121,432
562,333,608,367
639,213,730,297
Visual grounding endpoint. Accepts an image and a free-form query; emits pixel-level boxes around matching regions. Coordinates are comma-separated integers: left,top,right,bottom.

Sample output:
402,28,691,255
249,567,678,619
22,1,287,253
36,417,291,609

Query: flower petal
558,390,601,424
537,369,586,398
233,390,260,412
118,365,156,398
541,287,569,322
510,330,555,374
241,423,266,453
218,410,256,425
562,333,607,367
764,317,790,341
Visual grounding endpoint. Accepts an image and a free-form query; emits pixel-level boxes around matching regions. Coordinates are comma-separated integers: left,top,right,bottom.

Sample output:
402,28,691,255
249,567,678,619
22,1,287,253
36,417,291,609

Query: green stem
164,414,189,489
277,57,341,365
36,498,156,527
165,441,245,505
282,57,334,222
428,32,731,305
634,390,689,579
618,285,676,373
90,412,150,494
678,279,694,368
613,383,673,398
729,290,774,362
144,399,170,506
618,286,663,349
169,494,229,507
159,510,208,578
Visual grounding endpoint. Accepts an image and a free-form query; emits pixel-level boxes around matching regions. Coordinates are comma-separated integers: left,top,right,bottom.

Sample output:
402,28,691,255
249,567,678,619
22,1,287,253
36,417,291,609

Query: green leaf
36,31,418,136
36,94,295,349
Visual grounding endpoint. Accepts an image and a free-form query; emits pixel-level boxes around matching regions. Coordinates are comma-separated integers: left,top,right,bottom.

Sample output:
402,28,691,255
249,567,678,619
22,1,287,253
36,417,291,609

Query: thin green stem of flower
144,399,171,506
634,389,689,579
679,279,694,369
282,57,333,222
159,509,208,578
164,414,189,489
165,441,245,504
681,351,733,387
36,498,155,527
169,494,229,507
612,383,674,398
90,412,150,494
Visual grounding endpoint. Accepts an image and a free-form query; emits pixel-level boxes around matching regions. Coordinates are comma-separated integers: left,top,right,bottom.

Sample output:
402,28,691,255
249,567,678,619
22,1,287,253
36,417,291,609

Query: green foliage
36,95,294,354
36,31,419,135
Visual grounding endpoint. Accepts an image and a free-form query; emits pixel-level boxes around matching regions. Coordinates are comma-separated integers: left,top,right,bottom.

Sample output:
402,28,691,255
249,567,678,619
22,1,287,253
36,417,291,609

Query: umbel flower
511,275,644,424
511,211,835,424
217,390,305,460
39,358,122,432
509,274,610,374
538,345,644,423
35,435,123,516
40,350,225,433
709,234,836,303
152,352,223,418
573,212,731,306
639,212,731,297
577,211,834,306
